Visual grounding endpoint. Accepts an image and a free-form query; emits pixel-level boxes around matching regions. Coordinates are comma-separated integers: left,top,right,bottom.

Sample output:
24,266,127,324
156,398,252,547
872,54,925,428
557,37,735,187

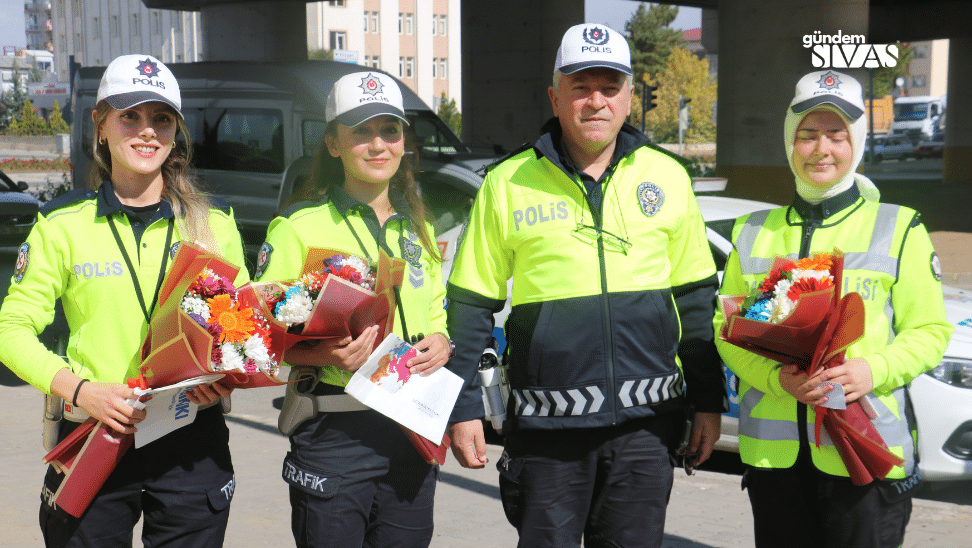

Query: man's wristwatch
445,336,456,358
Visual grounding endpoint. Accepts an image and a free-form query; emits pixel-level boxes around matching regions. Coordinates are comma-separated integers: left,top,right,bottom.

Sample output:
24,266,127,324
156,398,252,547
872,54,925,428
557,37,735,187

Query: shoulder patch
40,187,95,216
170,241,181,260
254,242,273,280
13,242,29,283
930,252,943,282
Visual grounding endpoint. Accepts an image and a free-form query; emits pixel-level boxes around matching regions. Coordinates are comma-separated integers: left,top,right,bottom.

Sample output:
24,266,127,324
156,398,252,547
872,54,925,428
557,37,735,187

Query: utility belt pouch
278,366,321,436
42,393,64,452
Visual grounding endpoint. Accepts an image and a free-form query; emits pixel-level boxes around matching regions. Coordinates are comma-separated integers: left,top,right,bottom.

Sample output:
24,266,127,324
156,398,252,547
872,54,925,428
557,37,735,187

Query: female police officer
714,70,952,548
255,71,451,548
0,54,248,547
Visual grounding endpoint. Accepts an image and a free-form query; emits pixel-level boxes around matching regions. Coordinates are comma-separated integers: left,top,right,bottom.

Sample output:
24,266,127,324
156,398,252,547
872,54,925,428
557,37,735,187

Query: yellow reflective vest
715,187,953,479
255,185,447,388
0,183,249,394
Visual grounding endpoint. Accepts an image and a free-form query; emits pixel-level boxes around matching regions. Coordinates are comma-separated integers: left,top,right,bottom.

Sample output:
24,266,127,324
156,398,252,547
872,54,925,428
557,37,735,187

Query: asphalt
2,160,972,547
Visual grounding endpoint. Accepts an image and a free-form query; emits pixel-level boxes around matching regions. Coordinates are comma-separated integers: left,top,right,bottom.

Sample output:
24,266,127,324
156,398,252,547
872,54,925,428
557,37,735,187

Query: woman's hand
284,324,380,372
75,381,147,435
407,333,452,376
186,380,233,405
779,364,833,406
824,357,873,403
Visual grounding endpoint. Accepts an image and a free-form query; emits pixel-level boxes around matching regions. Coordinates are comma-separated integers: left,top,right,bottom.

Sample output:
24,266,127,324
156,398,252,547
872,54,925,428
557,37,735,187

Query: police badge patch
255,242,273,280
637,182,665,217
401,233,423,269
14,242,29,283
930,252,943,282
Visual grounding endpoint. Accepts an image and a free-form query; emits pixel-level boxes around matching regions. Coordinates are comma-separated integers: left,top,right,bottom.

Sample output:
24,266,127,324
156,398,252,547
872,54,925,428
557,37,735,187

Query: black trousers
497,413,681,548
744,454,911,548
40,406,235,548
285,409,437,548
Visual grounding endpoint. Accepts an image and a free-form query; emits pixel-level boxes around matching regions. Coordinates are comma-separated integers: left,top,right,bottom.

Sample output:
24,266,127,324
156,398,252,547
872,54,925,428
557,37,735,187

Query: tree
15,98,47,136
868,43,914,98
436,92,461,137
308,49,334,61
640,47,717,144
0,78,28,130
49,100,69,134
625,3,684,87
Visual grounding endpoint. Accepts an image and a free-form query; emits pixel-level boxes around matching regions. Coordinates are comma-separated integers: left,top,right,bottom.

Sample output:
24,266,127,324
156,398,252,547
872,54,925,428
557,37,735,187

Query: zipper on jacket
572,172,618,424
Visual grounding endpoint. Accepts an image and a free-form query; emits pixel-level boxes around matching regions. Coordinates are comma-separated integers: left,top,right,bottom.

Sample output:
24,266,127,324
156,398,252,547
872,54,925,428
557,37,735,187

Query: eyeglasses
572,223,632,255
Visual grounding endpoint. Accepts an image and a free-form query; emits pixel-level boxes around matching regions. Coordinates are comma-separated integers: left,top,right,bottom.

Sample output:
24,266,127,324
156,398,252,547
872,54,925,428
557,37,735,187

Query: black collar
95,179,174,221
791,184,861,222
327,183,414,223
533,118,650,181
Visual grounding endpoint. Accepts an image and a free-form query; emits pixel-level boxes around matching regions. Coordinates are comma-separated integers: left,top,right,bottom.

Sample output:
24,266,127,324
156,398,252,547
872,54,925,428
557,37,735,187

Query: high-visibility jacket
714,186,953,479
0,182,249,394
255,184,447,388
447,120,726,430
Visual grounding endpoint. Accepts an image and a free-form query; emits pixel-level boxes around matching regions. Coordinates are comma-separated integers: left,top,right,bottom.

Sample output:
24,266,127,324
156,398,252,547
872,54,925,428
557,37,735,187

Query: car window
303,120,327,157
194,108,284,174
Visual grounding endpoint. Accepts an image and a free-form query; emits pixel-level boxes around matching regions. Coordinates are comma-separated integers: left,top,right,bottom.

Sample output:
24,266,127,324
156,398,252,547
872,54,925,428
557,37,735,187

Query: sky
0,0,26,49
586,1,702,33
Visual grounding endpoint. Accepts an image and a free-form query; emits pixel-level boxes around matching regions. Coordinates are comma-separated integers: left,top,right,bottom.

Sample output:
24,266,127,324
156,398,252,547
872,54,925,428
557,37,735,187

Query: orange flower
794,254,833,272
208,294,255,344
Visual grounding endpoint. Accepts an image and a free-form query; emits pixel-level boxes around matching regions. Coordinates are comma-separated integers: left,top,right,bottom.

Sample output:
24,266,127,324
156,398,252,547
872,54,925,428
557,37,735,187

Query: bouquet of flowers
44,243,289,517
719,250,904,485
241,247,405,350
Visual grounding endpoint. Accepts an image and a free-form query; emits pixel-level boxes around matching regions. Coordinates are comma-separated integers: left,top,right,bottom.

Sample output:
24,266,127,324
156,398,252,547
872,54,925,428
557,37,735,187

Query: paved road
2,379,971,548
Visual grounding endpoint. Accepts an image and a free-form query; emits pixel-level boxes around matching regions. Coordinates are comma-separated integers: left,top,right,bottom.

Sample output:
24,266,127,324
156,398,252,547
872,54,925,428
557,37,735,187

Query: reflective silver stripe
735,210,773,276
617,373,682,409
843,203,901,276
738,387,800,441
865,388,916,471
514,386,606,417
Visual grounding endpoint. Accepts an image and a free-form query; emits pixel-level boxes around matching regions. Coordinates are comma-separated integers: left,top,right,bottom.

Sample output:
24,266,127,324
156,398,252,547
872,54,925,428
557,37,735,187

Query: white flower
769,290,796,324
216,343,245,372
344,255,370,273
243,334,271,369
275,289,313,326
792,269,833,283
181,294,210,321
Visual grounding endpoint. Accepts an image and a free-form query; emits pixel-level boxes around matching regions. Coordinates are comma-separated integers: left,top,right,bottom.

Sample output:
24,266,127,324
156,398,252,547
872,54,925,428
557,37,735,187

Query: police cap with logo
97,54,182,118
326,72,410,128
554,23,632,76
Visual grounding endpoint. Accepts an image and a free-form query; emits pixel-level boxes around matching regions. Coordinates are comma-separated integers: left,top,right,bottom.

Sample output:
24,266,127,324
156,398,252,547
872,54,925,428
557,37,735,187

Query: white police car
427,177,972,482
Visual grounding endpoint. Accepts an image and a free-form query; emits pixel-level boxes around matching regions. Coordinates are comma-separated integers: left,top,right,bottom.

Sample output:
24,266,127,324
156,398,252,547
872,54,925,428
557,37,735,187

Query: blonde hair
87,100,218,251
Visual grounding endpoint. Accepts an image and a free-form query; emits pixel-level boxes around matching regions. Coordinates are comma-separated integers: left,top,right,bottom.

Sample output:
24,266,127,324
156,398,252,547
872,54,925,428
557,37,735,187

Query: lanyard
106,214,175,324
340,212,411,342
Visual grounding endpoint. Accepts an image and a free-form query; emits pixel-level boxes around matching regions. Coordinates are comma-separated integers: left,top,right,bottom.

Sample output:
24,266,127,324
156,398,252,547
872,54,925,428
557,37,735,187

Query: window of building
152,12,162,35
371,12,379,33
131,14,140,36
431,58,437,78
439,15,447,36
406,57,414,78
398,13,403,34
440,58,447,79
398,57,404,78
92,17,101,39
363,13,369,32
912,75,927,87
432,15,438,36
329,31,347,51
914,46,927,59
367,56,380,69
173,14,182,32
405,13,413,35
59,34,66,53
73,32,81,51
327,0,346,6
111,15,120,38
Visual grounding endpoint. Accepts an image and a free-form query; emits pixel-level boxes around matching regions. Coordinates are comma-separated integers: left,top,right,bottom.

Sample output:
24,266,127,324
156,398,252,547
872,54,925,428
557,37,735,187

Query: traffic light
642,84,658,113
678,96,692,132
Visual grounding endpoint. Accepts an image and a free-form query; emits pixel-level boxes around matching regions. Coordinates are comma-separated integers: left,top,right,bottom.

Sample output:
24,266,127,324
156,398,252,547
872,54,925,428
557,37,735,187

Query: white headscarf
784,71,879,204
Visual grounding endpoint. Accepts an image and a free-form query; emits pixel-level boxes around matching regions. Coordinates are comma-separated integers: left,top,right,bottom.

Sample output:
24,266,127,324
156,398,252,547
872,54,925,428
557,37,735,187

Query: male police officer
444,24,727,548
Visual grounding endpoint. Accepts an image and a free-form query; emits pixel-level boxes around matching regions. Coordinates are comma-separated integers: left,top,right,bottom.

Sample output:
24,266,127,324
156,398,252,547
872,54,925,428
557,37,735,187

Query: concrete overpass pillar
715,0,869,205
199,1,307,62
460,0,585,149
943,36,972,185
